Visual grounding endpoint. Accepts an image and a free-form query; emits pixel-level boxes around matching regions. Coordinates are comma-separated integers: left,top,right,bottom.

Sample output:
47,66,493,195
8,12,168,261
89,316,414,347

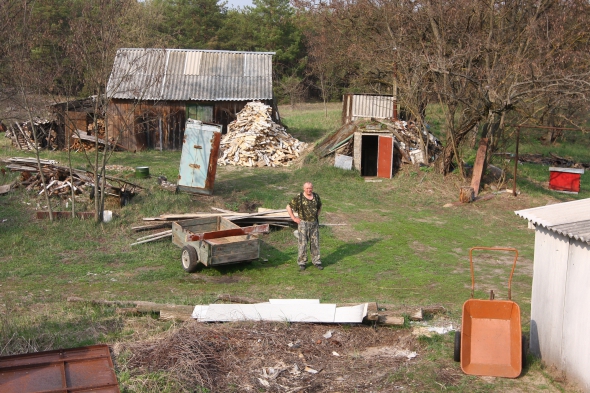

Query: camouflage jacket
289,192,322,222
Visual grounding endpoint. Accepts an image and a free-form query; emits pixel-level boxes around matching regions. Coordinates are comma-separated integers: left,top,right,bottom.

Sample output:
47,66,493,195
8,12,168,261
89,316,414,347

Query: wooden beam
470,138,488,197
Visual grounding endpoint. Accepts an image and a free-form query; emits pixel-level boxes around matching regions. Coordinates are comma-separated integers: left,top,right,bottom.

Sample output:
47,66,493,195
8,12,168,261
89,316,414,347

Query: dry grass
114,321,419,392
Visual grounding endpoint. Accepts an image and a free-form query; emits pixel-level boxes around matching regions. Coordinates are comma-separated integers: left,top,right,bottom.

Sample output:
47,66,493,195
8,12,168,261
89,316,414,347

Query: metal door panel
377,135,393,179
178,119,221,195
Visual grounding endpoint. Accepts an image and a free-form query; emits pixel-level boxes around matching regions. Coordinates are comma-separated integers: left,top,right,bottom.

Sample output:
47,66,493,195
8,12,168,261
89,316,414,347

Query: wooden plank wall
107,99,275,151
107,100,185,152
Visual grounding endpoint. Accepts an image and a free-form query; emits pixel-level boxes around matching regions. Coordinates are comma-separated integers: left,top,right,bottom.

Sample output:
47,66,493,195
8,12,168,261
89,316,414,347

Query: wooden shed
105,48,276,151
515,199,590,392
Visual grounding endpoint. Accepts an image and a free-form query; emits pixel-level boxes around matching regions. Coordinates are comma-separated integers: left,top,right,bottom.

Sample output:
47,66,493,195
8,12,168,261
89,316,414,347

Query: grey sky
224,0,254,9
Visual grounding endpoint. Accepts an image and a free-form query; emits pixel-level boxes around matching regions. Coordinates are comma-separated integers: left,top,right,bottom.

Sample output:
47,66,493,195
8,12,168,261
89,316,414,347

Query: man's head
303,182,313,197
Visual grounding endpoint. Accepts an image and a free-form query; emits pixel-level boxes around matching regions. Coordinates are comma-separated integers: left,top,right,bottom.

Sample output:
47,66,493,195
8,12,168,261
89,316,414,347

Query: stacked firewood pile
5,119,58,151
218,102,306,167
5,157,141,202
70,119,123,152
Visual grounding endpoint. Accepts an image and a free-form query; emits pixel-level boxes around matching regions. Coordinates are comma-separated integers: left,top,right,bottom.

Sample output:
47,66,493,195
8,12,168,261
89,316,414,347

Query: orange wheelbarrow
453,247,527,378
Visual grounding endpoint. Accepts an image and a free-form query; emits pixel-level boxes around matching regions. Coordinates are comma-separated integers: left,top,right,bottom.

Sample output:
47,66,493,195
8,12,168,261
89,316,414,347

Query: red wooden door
377,135,393,178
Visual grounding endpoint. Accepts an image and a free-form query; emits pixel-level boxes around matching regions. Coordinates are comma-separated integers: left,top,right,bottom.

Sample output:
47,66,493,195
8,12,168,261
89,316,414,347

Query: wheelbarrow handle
469,247,518,300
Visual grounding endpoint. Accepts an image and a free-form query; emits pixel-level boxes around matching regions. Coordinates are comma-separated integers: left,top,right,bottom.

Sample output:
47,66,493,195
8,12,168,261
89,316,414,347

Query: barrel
135,166,150,178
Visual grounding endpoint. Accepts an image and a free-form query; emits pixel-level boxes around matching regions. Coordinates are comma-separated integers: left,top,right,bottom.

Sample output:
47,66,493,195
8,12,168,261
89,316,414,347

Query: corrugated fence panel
351,95,394,119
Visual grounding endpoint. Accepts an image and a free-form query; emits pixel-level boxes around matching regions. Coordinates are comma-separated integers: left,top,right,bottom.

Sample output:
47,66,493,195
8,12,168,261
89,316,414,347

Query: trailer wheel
181,245,199,273
453,331,461,362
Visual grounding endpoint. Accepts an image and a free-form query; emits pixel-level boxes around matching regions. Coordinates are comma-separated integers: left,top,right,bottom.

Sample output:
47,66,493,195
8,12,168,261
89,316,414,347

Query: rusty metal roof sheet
107,48,274,101
515,198,590,244
0,344,119,393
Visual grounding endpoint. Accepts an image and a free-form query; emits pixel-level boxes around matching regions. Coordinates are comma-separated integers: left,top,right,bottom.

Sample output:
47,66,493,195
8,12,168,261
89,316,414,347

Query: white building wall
530,227,569,362
561,241,590,392
531,226,590,392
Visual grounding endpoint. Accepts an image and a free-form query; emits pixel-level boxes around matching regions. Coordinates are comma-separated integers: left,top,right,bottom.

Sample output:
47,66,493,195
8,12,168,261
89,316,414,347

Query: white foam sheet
192,305,209,319
269,299,320,305
198,303,337,322
334,303,368,323
192,301,368,323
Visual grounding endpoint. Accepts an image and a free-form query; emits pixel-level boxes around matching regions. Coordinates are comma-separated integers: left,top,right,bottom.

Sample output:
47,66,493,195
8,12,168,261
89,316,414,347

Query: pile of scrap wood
217,102,306,167
5,157,142,201
4,118,58,151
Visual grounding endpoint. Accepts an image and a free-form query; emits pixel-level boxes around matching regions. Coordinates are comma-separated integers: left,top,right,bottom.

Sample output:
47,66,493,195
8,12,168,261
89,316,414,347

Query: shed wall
561,241,590,392
530,228,569,362
106,99,273,151
531,226,590,392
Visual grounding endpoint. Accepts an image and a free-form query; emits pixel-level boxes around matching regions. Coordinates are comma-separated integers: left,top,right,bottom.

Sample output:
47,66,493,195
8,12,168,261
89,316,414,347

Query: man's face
303,183,313,196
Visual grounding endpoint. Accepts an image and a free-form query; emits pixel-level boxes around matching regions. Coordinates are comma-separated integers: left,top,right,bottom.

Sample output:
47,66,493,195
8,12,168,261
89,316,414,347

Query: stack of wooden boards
218,102,306,167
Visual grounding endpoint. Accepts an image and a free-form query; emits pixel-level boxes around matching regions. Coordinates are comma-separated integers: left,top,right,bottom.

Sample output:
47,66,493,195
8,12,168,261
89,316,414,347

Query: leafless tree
296,0,590,174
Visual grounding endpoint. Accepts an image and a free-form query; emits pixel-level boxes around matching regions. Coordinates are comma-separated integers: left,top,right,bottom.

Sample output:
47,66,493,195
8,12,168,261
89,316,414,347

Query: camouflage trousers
298,221,321,266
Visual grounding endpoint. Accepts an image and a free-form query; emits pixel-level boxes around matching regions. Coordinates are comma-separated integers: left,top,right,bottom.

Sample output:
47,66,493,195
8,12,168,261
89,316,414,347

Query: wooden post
513,126,520,197
470,138,489,197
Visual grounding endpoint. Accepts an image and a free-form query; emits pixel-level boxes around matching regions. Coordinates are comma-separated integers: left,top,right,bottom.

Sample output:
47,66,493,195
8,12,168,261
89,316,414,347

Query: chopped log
378,315,405,326
422,306,446,315
459,187,474,203
409,308,423,321
366,302,379,321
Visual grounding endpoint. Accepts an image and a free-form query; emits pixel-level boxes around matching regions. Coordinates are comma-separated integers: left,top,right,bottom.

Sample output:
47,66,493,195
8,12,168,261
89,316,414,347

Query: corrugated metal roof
107,48,274,101
515,198,590,244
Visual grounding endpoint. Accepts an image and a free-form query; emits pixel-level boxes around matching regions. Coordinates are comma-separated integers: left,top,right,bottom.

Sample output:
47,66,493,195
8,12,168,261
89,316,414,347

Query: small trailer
172,216,269,272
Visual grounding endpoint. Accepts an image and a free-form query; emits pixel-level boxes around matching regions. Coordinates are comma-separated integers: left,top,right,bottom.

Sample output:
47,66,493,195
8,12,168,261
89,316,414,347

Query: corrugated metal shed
107,48,274,101
514,198,590,244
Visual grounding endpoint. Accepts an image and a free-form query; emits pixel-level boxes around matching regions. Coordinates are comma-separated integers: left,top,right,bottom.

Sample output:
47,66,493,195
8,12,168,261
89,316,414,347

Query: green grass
0,103,586,392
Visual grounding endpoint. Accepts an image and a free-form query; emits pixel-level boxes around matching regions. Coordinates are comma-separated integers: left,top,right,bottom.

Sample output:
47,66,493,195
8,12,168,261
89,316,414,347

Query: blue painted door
178,119,222,195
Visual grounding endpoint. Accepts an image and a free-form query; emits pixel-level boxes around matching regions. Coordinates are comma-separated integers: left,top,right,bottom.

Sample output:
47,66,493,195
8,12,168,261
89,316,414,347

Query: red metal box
549,167,584,193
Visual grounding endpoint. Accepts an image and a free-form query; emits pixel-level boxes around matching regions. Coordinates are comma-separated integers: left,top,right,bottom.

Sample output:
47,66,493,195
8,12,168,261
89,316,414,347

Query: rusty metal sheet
0,344,120,393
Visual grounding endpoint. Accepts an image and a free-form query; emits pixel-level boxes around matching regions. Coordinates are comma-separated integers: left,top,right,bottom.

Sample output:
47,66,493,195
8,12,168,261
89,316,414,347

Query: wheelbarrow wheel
453,331,461,362
181,245,200,273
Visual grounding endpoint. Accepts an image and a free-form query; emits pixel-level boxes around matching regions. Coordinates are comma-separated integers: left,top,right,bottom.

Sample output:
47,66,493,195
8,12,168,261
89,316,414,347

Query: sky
224,0,254,9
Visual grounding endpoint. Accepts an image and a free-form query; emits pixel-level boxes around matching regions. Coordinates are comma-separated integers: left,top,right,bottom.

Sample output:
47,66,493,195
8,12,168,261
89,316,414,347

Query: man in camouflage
287,182,323,271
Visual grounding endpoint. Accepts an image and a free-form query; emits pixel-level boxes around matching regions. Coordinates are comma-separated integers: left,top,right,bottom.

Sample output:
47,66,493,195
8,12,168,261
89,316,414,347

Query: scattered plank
216,294,261,304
